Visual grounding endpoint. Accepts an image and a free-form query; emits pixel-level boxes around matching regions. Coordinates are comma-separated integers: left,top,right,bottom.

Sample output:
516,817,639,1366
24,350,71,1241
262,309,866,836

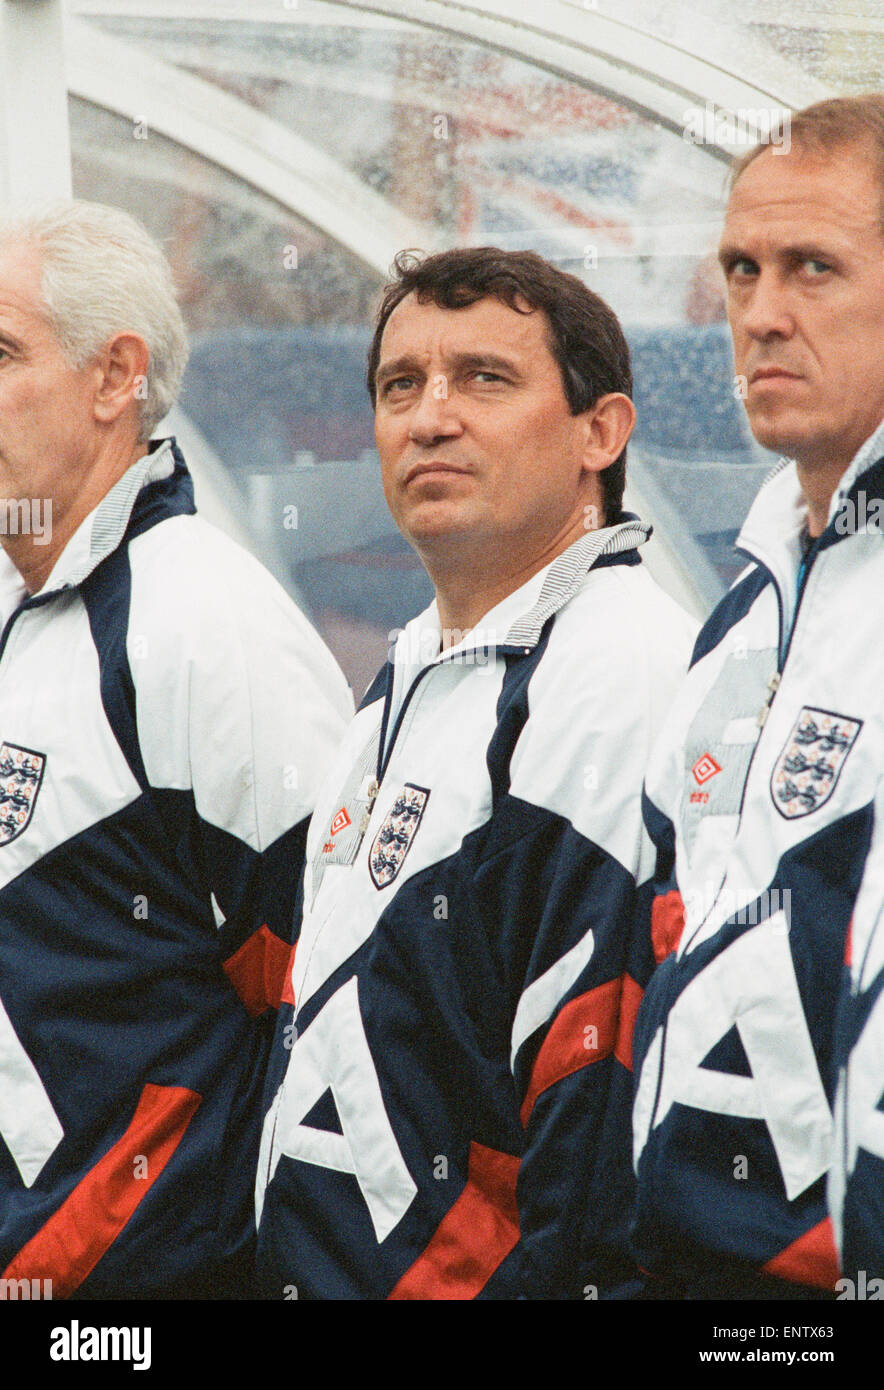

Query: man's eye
802,258,830,276
382,376,415,395
728,257,758,278
471,370,504,383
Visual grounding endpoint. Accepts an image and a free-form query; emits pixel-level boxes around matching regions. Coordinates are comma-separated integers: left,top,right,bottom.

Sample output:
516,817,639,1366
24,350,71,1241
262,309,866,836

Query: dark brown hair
367,246,632,524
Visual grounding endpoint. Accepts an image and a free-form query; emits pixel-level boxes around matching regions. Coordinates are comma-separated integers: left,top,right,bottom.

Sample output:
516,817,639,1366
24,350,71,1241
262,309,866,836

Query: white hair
0,200,189,440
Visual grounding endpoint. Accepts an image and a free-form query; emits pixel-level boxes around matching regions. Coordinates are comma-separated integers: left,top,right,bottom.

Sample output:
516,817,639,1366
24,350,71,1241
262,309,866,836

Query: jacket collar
0,549,28,631
736,413,884,588
392,513,651,673
826,412,884,523
504,513,649,648
39,438,194,595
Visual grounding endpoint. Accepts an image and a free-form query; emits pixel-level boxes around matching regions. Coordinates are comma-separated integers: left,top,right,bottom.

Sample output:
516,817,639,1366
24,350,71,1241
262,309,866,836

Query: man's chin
400,506,479,548
745,409,806,460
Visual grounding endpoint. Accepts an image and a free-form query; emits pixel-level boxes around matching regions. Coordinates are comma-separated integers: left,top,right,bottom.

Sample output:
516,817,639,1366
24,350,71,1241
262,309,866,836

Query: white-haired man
0,201,352,1297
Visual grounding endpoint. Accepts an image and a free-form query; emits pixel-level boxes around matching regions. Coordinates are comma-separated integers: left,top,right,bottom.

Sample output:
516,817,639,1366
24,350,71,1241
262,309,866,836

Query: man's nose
740,270,794,341
408,377,463,445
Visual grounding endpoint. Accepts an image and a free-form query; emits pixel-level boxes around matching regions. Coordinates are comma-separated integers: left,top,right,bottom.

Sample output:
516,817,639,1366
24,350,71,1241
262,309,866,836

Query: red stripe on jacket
520,975,622,1126
280,942,297,1007
615,973,644,1072
762,1217,840,1291
652,890,685,963
388,1142,520,1300
3,1082,201,1298
223,923,291,1015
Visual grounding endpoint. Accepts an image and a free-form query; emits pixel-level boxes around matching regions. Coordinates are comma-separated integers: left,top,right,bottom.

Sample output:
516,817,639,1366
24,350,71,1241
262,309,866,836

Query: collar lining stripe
504,519,649,648
72,441,175,587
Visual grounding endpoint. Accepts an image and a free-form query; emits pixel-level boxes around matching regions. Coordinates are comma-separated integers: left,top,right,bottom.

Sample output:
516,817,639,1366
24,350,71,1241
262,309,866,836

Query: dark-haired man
632,94,884,1297
256,247,696,1299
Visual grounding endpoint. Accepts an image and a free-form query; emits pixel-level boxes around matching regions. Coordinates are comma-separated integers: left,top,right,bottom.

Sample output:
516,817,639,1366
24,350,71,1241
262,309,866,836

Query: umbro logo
692,752,722,786
322,806,353,855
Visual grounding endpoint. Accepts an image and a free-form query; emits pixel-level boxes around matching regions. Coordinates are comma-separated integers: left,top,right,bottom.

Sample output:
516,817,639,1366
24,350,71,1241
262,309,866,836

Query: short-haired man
255,247,696,1299
632,94,884,1296
0,201,352,1297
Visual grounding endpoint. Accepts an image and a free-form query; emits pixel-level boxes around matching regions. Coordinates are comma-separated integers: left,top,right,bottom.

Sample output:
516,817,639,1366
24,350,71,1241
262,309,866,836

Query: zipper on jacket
733,532,821,748
742,534,821,743
371,546,625,814
361,664,435,827
377,643,499,778
366,638,513,824
780,532,822,669
651,546,825,1190
756,671,781,730
0,586,68,667
680,542,819,953
376,664,433,785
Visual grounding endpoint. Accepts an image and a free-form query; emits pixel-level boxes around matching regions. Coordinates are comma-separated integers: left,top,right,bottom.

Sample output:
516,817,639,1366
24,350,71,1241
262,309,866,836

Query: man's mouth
404,461,472,484
749,367,802,384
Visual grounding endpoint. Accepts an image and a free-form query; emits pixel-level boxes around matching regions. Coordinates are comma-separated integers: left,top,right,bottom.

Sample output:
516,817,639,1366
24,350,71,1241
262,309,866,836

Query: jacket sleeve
467,618,670,1299
128,523,354,1016
472,802,653,1298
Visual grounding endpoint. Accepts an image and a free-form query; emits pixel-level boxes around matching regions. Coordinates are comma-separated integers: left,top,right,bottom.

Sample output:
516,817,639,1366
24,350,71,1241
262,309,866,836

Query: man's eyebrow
718,239,842,269
453,351,522,376
781,242,841,264
717,242,750,269
375,349,522,386
375,354,422,387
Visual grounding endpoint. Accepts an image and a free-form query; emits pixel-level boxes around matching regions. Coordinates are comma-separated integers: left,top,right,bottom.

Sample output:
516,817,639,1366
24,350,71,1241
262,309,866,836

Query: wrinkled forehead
378,289,554,369
724,142,884,242
0,237,47,323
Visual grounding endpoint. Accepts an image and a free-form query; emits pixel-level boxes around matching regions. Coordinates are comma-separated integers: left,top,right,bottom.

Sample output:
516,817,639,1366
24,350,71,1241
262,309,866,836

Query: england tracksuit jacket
255,518,696,1299
633,416,884,1297
0,439,352,1297
830,840,884,1290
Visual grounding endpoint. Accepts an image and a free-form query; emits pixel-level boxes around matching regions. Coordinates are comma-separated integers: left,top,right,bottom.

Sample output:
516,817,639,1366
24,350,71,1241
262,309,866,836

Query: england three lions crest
369,784,430,889
771,707,862,820
0,743,46,846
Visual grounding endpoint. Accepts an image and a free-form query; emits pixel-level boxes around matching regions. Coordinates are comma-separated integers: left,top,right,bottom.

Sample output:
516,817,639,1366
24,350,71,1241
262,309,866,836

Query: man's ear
578,392,636,474
91,332,151,426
